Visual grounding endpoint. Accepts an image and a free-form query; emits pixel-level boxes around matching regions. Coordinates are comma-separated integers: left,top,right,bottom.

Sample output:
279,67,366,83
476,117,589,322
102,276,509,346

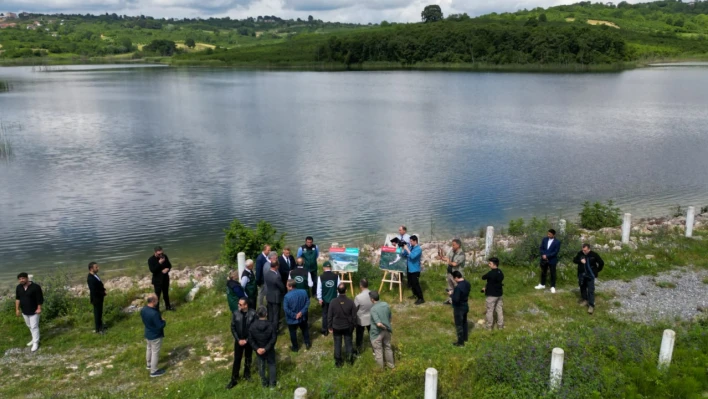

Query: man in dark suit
255,244,271,307
278,247,295,287
264,260,286,335
87,262,107,333
148,246,174,311
535,229,562,293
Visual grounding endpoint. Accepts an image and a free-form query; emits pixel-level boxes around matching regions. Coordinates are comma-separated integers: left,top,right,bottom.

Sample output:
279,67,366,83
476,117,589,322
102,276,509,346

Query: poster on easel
380,246,407,272
329,247,359,272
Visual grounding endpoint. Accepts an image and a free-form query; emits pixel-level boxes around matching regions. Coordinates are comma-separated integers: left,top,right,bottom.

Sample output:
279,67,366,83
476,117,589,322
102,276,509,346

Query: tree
143,39,177,56
539,13,548,22
220,219,286,266
308,15,314,23
119,37,132,51
381,20,391,27
185,37,196,48
421,5,443,23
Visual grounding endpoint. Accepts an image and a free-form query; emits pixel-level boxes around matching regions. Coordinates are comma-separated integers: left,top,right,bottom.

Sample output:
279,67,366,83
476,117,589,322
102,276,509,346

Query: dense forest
1,0,708,67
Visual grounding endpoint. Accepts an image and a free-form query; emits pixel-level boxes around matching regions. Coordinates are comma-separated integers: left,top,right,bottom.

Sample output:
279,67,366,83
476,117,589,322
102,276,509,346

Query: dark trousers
288,320,311,350
231,341,252,381
92,298,104,332
580,276,596,307
257,350,276,387
540,262,557,288
453,306,469,344
409,271,424,300
406,271,411,288
310,271,318,297
321,302,330,333
153,279,171,310
333,328,353,366
267,302,281,334
355,325,370,349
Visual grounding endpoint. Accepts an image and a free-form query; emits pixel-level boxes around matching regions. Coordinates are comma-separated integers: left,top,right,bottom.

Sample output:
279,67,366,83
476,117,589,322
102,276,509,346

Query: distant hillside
2,1,708,69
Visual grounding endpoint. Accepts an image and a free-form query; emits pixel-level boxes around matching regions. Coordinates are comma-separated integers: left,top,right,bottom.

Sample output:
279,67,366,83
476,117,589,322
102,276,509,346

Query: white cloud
2,0,639,23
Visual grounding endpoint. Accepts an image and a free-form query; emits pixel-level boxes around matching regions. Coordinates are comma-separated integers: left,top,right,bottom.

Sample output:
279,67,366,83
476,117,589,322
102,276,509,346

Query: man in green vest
316,261,339,337
241,259,258,309
289,257,313,292
297,237,319,297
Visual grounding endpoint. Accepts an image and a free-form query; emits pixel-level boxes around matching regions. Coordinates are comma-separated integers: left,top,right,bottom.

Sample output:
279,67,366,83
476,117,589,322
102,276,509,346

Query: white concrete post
559,219,567,235
294,387,308,399
621,213,632,244
550,348,564,391
485,226,494,258
425,368,438,399
658,329,676,370
237,252,246,279
685,206,695,238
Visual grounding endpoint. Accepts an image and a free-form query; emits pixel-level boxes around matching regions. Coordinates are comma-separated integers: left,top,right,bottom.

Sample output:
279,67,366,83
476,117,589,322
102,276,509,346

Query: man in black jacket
327,283,357,367
482,257,504,330
148,246,174,311
572,244,605,315
278,247,296,287
249,307,277,388
448,271,470,346
264,260,286,335
227,298,256,389
87,262,107,333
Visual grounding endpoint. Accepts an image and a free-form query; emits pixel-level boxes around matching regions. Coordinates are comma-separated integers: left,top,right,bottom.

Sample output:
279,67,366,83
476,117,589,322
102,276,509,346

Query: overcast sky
2,0,636,23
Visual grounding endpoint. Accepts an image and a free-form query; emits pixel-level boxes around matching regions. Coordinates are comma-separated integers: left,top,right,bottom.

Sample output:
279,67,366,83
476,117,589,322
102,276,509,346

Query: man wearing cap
297,237,319,297
316,261,339,336
289,257,314,292
401,235,424,305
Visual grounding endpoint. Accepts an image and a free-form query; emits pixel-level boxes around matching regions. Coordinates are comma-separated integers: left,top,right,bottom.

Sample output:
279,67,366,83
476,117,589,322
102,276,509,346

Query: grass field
1,224,706,398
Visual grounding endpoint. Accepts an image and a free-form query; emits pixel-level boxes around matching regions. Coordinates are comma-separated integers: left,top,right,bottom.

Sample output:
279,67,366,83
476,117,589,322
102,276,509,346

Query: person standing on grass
227,269,247,313
249,307,277,388
482,257,504,330
259,251,279,307
297,236,319,297
328,283,357,367
264,258,285,335
283,279,311,352
317,261,339,336
241,259,258,310
87,262,107,334
402,235,425,305
226,298,256,390
439,238,466,305
449,271,470,346
141,293,166,377
148,246,174,311
279,247,296,287
536,229,561,294
573,244,604,315
354,278,373,354
289,257,314,292
255,244,271,307
397,225,412,289
15,272,43,352
369,290,394,369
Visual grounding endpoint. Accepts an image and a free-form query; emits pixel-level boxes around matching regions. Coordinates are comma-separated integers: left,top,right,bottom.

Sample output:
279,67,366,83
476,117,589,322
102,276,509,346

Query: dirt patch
587,20,620,29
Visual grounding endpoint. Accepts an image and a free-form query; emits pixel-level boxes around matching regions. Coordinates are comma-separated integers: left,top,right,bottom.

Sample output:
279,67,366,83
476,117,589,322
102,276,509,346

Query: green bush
220,219,286,266
507,218,525,236
34,272,74,321
579,200,622,230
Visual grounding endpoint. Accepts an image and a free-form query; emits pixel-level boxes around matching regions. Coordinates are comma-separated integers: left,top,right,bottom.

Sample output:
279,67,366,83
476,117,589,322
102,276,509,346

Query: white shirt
547,238,554,250
399,233,411,245
316,275,341,301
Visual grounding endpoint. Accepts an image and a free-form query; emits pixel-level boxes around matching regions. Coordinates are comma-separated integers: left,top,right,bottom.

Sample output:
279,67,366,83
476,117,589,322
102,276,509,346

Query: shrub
671,205,684,218
34,272,74,321
508,218,525,236
579,200,622,230
220,219,286,266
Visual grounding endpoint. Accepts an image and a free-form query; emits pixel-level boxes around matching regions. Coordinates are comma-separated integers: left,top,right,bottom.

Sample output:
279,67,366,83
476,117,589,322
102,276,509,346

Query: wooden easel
378,270,403,303
336,271,355,296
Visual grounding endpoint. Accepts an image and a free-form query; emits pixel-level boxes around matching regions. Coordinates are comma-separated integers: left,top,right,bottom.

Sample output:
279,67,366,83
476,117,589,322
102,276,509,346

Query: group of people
11,226,606,389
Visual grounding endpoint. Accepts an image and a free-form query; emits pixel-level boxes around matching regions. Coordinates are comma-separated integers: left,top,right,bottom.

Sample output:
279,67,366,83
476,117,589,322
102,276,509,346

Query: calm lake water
1,65,708,277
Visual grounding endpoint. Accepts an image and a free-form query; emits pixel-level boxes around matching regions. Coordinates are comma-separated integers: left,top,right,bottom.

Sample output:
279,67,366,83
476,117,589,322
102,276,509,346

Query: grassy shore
1,220,706,398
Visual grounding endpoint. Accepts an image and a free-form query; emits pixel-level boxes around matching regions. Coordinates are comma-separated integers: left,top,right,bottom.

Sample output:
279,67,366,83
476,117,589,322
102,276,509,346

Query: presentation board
380,246,407,272
329,247,359,272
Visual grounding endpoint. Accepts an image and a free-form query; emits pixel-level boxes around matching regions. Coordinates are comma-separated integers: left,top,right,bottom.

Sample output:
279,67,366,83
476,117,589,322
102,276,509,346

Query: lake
1,65,707,277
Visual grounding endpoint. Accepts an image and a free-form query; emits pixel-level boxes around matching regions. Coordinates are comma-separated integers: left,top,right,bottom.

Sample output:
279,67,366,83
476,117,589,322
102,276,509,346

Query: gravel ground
597,268,708,324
